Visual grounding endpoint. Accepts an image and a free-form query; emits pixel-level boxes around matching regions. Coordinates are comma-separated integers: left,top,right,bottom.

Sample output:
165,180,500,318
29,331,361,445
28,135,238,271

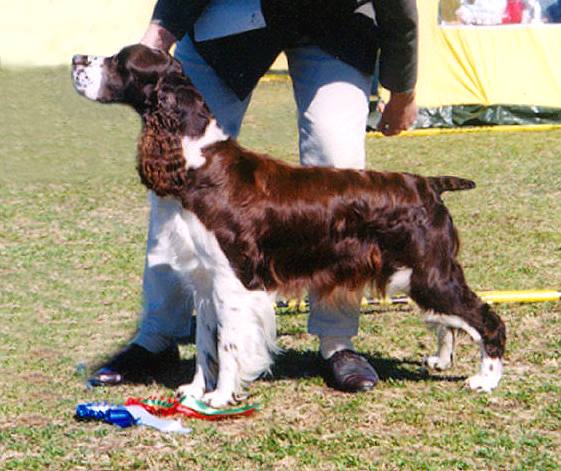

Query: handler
91,0,418,392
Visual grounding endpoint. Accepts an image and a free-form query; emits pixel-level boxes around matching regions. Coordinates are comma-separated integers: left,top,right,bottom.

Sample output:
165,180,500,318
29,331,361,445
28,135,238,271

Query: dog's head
71,44,183,114
72,45,221,196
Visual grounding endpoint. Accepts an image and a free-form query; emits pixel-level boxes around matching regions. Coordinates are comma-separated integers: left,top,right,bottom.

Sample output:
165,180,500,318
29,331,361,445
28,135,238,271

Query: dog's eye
110,56,126,71
115,59,128,75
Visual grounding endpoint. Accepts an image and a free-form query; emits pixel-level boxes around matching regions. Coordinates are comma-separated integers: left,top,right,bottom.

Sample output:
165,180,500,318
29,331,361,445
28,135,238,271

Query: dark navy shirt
151,0,418,99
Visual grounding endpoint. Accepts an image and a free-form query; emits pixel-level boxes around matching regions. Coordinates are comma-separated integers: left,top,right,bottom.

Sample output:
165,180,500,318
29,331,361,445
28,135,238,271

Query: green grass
1,67,560,470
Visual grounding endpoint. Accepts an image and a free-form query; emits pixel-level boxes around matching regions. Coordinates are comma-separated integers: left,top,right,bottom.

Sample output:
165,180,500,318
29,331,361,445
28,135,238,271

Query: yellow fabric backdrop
2,0,560,108
0,1,154,67
417,0,561,108
0,0,288,70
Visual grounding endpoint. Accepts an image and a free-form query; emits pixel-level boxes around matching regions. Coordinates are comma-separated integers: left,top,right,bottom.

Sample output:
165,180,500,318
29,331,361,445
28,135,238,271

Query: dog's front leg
200,298,245,408
177,296,218,400
201,335,243,408
201,287,277,408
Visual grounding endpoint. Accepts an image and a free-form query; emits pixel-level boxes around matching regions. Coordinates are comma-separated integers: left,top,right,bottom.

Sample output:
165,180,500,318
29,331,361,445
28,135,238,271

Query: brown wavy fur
137,114,187,197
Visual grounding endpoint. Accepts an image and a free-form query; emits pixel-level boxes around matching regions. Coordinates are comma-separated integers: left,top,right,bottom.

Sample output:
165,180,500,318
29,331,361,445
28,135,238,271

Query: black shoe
326,349,379,392
87,343,180,387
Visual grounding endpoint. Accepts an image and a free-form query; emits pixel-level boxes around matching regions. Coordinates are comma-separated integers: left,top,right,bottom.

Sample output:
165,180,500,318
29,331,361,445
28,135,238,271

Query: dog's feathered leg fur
411,259,506,392
201,285,278,407
177,295,218,400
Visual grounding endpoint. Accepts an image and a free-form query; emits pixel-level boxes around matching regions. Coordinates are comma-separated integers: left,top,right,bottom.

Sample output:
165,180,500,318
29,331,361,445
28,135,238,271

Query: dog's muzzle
71,55,105,100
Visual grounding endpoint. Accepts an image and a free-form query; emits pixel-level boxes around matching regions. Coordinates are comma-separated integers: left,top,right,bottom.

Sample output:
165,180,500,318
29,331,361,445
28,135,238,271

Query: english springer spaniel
72,45,506,407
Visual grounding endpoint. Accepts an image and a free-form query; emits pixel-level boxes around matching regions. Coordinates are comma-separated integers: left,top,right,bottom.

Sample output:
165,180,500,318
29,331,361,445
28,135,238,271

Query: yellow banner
2,0,561,110
417,0,561,108
0,1,154,67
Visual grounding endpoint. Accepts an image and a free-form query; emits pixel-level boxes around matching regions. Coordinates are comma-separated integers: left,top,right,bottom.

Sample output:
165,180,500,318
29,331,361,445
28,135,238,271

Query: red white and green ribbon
125,394,259,420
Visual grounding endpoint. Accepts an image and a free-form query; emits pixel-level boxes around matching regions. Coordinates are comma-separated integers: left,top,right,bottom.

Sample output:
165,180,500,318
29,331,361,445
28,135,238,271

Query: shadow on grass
88,318,465,389
267,349,466,387
157,357,196,389
156,348,465,390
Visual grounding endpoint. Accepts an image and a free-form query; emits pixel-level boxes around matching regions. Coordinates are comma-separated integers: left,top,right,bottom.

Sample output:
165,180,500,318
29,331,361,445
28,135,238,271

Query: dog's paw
201,390,236,409
176,382,205,400
465,373,500,393
423,354,453,371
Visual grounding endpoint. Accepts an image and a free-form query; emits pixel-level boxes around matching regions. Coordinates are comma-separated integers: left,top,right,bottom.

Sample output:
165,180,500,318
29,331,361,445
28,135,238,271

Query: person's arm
373,0,418,136
140,0,210,50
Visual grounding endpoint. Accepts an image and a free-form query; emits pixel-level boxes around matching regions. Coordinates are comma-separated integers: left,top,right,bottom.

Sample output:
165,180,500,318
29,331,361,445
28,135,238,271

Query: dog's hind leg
383,267,457,372
177,295,218,400
463,303,506,393
201,286,278,408
423,325,456,371
410,261,506,392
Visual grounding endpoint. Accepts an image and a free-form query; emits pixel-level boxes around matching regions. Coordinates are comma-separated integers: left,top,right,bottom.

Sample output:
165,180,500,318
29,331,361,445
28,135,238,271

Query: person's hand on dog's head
140,22,177,51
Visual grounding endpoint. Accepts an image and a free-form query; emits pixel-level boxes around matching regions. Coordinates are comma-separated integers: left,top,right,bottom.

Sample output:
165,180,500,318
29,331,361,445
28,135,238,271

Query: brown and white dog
72,45,506,407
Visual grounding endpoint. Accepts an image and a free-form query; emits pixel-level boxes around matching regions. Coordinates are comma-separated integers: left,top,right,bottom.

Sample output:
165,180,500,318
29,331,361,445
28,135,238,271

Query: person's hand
140,22,177,51
377,90,417,136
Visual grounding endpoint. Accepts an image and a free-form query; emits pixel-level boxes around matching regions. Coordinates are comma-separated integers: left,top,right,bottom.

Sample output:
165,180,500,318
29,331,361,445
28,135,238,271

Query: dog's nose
72,55,89,67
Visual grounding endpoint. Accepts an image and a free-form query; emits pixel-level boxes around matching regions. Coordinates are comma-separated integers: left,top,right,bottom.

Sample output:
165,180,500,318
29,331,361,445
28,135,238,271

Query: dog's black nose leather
72,55,89,67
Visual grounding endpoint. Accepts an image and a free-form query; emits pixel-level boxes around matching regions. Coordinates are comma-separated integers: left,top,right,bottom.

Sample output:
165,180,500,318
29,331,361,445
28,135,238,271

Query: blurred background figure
502,0,526,22
441,0,547,24
543,0,561,21
456,0,507,25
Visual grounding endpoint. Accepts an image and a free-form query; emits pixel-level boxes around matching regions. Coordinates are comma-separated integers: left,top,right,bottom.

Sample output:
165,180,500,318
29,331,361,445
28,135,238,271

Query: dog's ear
137,114,187,197
154,72,211,137
127,46,181,79
113,45,184,113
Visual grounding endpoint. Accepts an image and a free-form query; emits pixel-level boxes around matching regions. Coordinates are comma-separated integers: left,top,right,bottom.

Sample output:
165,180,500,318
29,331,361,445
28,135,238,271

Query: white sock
319,336,355,360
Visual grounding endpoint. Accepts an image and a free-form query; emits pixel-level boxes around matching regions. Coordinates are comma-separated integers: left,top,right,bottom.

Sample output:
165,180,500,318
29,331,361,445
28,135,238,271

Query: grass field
1,66,560,470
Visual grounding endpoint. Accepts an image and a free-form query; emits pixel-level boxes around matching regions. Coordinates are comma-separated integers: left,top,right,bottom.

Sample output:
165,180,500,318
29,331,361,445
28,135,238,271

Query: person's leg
287,45,371,170
88,195,193,387
132,194,195,353
90,35,251,385
174,36,253,137
287,45,378,391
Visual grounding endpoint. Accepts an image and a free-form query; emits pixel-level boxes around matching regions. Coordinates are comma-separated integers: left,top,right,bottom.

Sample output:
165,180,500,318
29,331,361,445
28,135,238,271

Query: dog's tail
428,176,476,194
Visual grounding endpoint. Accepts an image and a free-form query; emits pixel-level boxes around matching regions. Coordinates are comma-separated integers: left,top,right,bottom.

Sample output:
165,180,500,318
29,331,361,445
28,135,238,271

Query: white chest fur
181,119,229,170
148,191,277,407
147,191,238,282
